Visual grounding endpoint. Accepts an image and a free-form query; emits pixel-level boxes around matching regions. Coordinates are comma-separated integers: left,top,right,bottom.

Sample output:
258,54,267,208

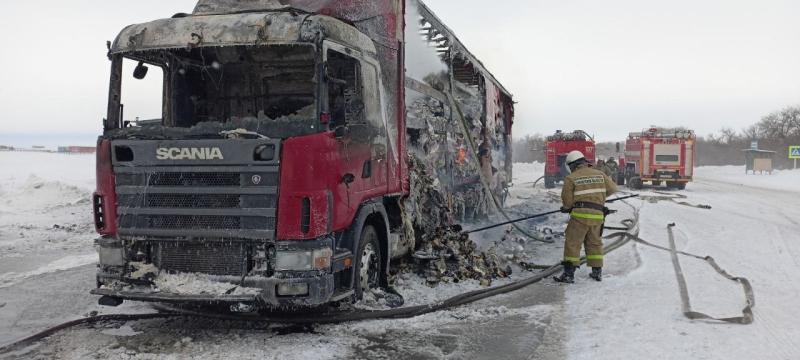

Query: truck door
325,45,388,206
360,60,389,191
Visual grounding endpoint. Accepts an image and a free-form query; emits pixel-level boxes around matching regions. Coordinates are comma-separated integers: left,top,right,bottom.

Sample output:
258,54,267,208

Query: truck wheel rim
360,242,379,291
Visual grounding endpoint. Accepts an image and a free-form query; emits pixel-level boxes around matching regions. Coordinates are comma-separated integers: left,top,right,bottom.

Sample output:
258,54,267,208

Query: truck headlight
276,250,313,271
276,248,333,271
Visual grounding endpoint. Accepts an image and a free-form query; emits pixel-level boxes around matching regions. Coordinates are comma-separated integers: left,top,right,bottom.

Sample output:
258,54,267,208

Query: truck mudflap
93,273,337,308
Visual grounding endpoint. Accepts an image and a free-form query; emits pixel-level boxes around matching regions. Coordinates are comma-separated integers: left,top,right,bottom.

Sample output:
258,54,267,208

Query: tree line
513,105,800,169
696,105,800,167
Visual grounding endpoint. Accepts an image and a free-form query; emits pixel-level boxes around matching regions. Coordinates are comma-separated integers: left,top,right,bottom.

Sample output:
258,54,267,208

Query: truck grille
148,215,241,230
156,242,247,276
146,194,240,208
112,139,281,241
148,172,241,187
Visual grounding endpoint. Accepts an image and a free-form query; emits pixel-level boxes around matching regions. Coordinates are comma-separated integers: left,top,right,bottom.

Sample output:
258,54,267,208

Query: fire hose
464,194,640,234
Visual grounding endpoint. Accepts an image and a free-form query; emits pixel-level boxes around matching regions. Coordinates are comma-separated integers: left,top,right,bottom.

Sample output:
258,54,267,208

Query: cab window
326,50,363,127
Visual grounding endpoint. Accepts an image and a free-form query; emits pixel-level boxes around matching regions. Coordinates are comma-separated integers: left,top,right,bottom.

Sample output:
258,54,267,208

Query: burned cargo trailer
92,0,515,308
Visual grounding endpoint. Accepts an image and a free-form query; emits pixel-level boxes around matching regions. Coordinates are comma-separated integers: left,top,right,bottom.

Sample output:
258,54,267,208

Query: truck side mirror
133,61,149,80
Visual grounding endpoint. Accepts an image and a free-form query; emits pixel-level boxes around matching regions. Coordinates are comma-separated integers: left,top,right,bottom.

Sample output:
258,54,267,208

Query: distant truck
623,128,696,189
543,130,595,188
91,0,514,309
58,146,96,154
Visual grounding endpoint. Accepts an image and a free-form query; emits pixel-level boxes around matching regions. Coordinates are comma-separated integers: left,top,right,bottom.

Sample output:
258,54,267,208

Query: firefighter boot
590,267,602,282
553,262,576,284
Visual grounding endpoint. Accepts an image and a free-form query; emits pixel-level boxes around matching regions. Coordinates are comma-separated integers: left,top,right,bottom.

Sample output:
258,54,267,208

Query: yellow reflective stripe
574,188,607,196
586,255,604,260
564,256,581,263
571,212,605,221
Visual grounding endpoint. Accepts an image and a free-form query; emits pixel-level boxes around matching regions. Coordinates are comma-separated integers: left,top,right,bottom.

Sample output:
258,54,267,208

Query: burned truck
92,0,514,308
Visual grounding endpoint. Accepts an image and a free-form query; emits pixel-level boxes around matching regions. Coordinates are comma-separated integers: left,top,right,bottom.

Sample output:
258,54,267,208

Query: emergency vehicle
543,130,596,188
623,128,696,189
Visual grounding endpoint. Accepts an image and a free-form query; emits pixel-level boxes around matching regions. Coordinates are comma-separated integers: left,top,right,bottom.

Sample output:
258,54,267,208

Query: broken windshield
114,44,320,139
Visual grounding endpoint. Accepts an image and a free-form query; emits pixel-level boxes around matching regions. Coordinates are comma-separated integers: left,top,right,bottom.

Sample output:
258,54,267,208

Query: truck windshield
118,44,319,139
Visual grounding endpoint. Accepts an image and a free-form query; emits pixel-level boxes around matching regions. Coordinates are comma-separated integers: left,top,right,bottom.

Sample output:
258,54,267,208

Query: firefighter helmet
565,150,586,166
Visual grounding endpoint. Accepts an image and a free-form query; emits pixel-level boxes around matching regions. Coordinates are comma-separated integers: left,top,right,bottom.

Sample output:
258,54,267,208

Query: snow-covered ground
695,165,800,193
567,167,800,360
2,154,799,359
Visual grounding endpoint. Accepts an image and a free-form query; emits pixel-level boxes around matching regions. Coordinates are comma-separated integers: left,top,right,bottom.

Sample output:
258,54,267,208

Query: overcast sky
0,0,798,144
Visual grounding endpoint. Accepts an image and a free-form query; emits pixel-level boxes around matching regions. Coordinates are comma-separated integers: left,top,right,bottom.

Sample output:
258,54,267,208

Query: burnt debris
398,155,510,287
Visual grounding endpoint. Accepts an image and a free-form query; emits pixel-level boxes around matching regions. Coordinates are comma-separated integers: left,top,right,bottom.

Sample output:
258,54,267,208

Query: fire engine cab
543,130,596,189
624,128,696,190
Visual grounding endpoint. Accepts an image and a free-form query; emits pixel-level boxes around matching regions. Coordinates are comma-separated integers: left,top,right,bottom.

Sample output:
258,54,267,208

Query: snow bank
1,175,89,212
695,165,800,193
0,152,96,271
0,152,95,191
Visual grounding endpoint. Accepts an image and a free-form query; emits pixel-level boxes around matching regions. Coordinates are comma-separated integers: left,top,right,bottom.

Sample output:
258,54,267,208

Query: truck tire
544,176,556,189
629,177,643,190
354,224,381,301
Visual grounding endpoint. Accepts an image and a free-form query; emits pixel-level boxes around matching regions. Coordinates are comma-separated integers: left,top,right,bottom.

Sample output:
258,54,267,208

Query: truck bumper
93,235,351,308
642,177,691,182
93,272,336,308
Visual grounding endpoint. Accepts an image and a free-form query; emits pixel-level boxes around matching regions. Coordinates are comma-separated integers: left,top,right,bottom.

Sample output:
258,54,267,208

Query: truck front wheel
354,224,381,300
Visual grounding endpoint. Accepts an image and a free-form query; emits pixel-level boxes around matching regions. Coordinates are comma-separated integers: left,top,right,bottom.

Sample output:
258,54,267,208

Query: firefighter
554,150,618,283
596,159,608,174
606,157,620,181
606,157,619,173
597,159,614,178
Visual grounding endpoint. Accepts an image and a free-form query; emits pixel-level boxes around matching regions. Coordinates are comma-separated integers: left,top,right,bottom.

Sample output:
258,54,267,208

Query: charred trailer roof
110,11,377,56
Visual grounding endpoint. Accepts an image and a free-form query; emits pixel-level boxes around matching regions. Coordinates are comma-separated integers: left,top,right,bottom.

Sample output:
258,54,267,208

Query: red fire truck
91,0,514,309
623,128,696,190
543,130,596,188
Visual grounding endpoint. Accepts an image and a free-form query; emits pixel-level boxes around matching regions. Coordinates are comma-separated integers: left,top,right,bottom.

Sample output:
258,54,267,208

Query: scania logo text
156,147,225,160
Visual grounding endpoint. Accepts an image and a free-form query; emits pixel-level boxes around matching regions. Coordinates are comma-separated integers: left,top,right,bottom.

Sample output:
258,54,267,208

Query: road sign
790,146,800,159
751,141,758,150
